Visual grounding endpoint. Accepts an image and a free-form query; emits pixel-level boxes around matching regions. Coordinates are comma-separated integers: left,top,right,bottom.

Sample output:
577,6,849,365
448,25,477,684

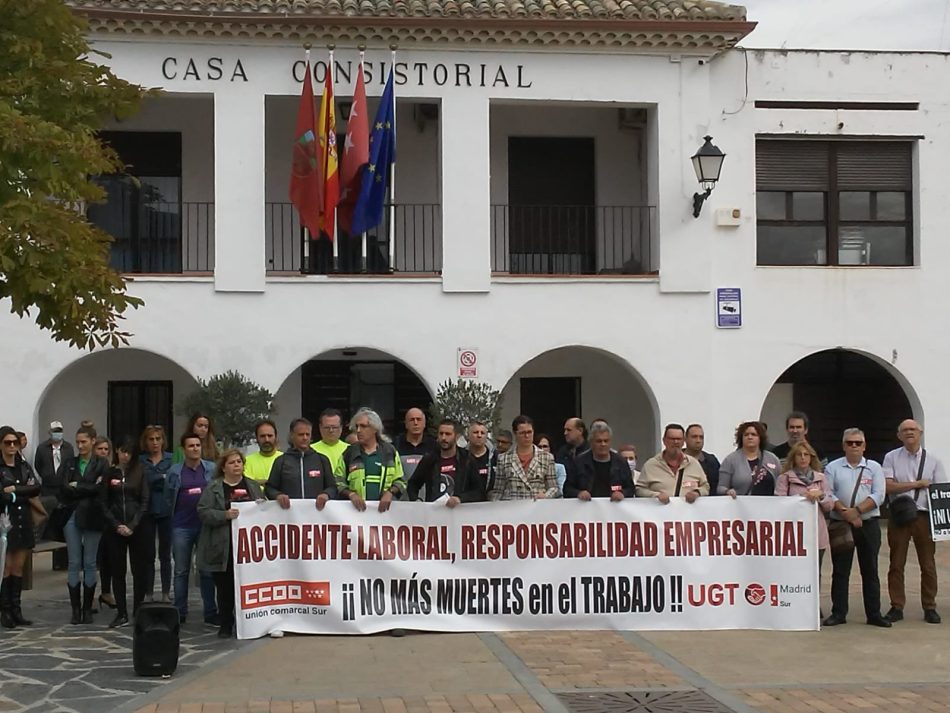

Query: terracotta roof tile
65,0,748,21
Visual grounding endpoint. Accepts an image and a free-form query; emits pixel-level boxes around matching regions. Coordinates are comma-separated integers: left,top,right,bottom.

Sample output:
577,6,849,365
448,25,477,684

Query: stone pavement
6,533,950,713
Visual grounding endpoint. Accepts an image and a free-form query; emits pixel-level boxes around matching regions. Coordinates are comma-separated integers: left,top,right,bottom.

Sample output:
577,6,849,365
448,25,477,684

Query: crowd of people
0,407,943,639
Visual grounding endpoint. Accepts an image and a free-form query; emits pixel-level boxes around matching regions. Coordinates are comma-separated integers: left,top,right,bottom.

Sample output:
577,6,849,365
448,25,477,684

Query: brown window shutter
756,140,830,191
836,142,912,191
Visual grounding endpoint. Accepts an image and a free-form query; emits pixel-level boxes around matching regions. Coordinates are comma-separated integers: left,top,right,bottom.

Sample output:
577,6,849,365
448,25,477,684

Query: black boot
68,584,81,625
0,577,16,629
81,585,96,625
9,576,31,626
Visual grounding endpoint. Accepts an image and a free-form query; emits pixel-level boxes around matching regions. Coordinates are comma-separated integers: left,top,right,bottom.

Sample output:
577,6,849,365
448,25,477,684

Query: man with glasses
312,409,348,471
883,419,945,624
637,424,708,502
823,428,890,628
489,416,560,501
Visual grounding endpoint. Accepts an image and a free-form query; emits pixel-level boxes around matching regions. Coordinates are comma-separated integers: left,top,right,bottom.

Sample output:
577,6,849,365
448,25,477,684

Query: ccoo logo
744,583,767,606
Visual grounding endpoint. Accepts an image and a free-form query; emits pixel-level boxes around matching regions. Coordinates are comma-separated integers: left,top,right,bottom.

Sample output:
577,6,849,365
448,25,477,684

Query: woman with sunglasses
196,449,262,638
0,425,41,628
102,439,150,627
140,425,174,603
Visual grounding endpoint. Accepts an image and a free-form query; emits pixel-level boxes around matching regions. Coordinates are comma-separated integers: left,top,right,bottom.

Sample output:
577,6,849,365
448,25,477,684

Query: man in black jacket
556,418,589,468
265,418,337,508
408,420,482,506
563,422,635,501
34,421,74,570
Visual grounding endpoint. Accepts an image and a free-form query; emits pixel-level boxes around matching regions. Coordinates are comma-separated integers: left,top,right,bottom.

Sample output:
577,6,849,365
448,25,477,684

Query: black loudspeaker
133,602,180,676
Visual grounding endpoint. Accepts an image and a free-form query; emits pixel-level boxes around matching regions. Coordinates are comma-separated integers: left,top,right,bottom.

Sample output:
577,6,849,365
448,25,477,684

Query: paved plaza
3,535,950,713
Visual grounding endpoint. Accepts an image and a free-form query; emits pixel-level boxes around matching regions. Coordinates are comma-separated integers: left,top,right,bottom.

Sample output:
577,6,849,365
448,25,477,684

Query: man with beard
243,420,282,484
407,420,476,505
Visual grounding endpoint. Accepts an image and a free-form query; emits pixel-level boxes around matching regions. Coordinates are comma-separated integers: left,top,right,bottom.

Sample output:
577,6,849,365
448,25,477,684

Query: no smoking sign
457,348,478,378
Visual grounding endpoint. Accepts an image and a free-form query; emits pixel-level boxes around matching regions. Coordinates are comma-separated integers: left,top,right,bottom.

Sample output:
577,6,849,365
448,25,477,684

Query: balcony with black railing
266,202,442,275
89,199,214,274
491,205,655,276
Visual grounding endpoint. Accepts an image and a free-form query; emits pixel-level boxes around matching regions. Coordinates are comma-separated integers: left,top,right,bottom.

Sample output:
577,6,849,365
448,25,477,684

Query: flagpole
327,45,340,273
388,44,397,273
359,47,368,274
302,44,312,273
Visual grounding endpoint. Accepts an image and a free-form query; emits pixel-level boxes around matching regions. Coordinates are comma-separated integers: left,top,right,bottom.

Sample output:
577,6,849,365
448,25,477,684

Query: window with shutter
755,139,914,266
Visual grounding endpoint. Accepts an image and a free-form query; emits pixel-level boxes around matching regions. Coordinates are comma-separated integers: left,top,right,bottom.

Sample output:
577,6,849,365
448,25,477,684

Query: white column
440,95,491,292
656,60,713,294
213,90,266,292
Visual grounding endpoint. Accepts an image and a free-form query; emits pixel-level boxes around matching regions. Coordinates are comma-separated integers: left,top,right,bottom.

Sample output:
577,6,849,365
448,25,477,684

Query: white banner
230,497,820,638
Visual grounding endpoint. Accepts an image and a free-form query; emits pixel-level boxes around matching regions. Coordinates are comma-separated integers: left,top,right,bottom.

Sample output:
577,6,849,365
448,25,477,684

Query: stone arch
272,346,435,438
759,347,922,462
499,345,659,456
34,347,199,448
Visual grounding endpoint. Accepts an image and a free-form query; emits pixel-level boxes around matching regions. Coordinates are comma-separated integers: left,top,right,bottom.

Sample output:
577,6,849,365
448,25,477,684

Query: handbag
888,450,926,527
828,466,865,555
45,504,72,543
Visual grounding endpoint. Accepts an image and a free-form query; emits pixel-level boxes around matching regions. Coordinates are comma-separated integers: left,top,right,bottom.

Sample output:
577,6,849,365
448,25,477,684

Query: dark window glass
755,140,913,267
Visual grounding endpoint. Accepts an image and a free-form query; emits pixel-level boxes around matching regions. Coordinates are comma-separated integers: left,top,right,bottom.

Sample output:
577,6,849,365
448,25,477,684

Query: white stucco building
11,0,945,461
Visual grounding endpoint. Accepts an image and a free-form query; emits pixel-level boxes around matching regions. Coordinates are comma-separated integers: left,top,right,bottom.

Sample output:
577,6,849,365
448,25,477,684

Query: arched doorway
499,346,658,456
272,347,434,438
36,348,198,448
760,348,920,463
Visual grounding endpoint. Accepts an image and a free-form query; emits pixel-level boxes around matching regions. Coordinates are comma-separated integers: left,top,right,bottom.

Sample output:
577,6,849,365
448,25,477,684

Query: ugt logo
744,583,779,606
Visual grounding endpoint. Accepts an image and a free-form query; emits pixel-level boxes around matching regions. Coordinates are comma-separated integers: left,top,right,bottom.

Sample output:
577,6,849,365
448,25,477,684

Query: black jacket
407,447,484,502
393,433,438,457
33,439,75,496
0,456,41,548
265,448,337,501
556,440,590,468
563,451,636,499
102,463,150,531
57,455,108,531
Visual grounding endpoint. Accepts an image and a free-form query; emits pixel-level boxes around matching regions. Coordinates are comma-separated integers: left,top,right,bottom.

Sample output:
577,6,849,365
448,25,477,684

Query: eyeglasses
844,440,864,446
2,440,18,446
537,443,550,449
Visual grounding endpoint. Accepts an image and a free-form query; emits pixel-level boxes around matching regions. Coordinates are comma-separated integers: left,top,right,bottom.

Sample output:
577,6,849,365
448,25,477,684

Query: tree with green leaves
429,378,503,434
178,371,275,448
0,0,149,348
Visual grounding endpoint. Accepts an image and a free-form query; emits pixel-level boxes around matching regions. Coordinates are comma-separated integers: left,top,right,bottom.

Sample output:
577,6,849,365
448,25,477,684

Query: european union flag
351,71,396,235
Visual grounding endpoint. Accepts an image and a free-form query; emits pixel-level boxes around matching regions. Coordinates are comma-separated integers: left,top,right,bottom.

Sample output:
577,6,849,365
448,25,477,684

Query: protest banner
230,497,820,638
928,482,950,541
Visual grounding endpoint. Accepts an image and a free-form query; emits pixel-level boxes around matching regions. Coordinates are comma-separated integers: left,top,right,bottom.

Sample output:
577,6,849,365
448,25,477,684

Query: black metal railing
266,203,442,274
490,205,655,275
89,200,214,274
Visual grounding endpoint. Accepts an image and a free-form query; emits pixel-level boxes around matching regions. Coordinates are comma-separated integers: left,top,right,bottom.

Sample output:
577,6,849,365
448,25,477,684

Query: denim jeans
142,514,173,596
64,513,102,589
172,527,217,619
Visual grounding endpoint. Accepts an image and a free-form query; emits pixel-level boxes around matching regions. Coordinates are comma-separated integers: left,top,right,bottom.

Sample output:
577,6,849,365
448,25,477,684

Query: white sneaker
269,630,285,638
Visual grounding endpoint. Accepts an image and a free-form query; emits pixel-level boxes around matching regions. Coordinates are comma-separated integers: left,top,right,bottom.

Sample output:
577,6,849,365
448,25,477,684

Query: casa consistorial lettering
161,56,249,82
157,55,531,89
291,59,532,89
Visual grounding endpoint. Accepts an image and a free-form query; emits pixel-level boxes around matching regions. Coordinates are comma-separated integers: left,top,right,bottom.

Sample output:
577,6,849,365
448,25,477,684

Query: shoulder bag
889,450,926,527
828,467,864,555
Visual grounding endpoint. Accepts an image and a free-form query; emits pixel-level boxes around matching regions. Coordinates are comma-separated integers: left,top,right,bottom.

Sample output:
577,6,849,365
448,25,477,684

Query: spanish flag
317,64,340,238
